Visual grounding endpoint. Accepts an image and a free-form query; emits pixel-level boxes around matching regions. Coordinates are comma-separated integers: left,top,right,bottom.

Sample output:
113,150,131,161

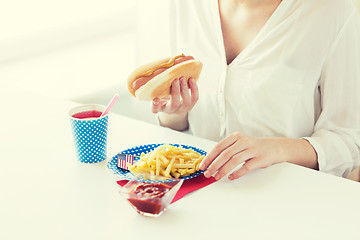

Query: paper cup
69,104,108,163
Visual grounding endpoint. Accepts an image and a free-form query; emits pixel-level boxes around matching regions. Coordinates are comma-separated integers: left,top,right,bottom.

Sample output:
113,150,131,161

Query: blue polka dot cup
69,104,108,164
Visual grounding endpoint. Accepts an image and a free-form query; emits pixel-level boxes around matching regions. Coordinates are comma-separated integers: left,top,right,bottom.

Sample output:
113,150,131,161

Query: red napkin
116,174,216,203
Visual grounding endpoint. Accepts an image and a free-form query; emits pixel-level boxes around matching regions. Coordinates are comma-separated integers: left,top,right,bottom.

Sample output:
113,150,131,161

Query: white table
1,86,360,240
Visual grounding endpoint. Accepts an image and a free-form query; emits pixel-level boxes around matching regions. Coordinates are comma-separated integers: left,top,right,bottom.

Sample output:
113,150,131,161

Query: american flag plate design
107,143,207,180
116,154,138,170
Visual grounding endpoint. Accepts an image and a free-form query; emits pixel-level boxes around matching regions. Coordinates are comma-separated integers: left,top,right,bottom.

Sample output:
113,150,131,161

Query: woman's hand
199,132,318,180
151,76,199,131
151,76,198,115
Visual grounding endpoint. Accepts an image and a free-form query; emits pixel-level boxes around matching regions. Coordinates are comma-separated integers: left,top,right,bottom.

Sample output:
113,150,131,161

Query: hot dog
127,54,203,101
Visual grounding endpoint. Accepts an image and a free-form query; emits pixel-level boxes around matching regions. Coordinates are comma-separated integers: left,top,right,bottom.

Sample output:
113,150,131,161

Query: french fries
127,144,205,178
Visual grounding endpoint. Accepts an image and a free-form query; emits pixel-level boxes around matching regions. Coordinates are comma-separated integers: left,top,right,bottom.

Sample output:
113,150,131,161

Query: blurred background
0,0,172,124
0,0,359,125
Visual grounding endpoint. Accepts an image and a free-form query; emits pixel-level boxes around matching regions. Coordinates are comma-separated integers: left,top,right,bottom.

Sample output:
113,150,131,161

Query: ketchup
127,183,172,215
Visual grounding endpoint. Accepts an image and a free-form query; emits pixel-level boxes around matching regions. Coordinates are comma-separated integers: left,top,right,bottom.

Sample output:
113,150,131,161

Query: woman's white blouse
168,0,360,177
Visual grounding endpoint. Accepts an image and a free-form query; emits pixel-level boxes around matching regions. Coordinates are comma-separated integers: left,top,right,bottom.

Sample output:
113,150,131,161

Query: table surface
1,86,360,240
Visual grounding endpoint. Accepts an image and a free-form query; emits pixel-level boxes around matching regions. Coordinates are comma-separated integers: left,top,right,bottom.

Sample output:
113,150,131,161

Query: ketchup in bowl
119,173,183,217
127,183,172,215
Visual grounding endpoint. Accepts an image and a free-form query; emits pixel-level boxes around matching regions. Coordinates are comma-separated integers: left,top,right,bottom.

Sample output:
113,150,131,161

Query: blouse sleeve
303,11,360,177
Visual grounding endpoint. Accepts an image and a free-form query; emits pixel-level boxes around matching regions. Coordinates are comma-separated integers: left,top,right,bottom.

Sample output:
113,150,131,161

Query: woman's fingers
200,133,242,172
199,133,291,181
179,77,191,109
189,77,199,108
151,98,161,114
200,132,264,180
203,141,245,178
228,158,264,180
151,97,170,113
213,150,254,180
168,78,181,112
151,76,199,114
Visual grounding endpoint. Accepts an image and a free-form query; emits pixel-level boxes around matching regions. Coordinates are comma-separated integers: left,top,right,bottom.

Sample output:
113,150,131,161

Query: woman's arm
156,112,189,132
302,10,360,177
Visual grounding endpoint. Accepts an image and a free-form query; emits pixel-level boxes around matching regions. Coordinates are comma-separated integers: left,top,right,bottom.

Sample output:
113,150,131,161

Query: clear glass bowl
119,173,184,217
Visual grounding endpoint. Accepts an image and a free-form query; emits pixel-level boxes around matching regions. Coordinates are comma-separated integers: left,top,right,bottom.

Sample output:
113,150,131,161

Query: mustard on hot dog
127,54,203,101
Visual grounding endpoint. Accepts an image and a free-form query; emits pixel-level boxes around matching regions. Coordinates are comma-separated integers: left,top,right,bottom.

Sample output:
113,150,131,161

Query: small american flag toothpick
117,154,138,170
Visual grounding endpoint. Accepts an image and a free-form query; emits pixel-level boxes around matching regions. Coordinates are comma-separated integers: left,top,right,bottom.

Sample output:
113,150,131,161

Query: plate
107,143,206,180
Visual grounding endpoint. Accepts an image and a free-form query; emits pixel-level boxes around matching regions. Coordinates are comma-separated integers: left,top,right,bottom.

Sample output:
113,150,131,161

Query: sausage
132,55,194,91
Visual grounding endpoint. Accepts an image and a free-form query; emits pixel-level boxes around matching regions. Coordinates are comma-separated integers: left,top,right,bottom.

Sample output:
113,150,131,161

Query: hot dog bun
127,55,203,101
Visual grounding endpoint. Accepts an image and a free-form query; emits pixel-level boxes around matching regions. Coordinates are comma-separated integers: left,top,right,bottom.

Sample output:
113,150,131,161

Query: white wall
0,0,156,124
0,0,137,98
135,0,173,65
353,0,360,11
0,0,136,64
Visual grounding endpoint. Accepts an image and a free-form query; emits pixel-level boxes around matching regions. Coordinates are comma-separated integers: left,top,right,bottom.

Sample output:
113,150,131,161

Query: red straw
101,94,119,117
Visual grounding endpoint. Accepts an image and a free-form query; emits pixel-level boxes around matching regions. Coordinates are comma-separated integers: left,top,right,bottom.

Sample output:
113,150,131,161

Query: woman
151,0,360,180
